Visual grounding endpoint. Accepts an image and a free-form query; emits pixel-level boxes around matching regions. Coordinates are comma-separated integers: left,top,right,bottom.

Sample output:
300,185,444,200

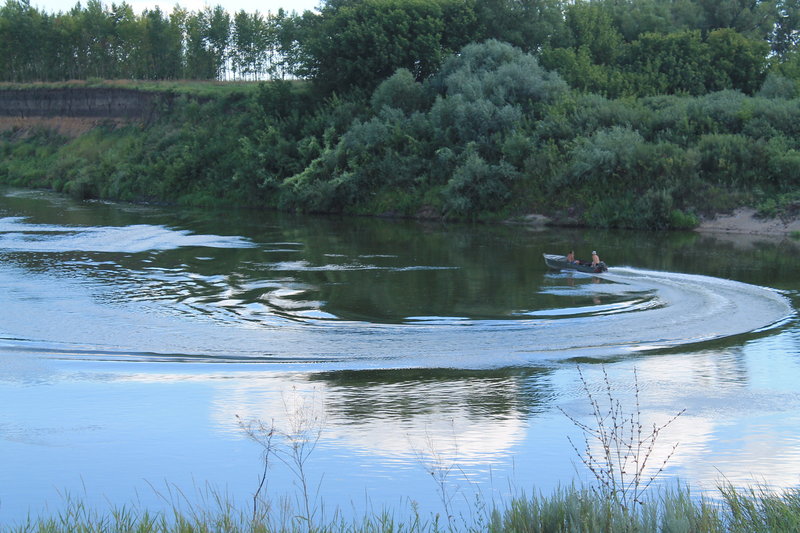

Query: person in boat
566,250,575,263
591,250,600,267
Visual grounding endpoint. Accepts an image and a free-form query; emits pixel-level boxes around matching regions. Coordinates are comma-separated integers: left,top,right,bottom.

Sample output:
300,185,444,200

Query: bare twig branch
558,365,684,511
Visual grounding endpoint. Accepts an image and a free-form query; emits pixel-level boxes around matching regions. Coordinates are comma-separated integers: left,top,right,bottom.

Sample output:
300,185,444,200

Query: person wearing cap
591,250,600,267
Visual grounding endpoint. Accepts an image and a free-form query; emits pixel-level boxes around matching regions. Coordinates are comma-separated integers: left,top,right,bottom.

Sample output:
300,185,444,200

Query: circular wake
0,202,793,368
0,262,793,369
529,266,794,355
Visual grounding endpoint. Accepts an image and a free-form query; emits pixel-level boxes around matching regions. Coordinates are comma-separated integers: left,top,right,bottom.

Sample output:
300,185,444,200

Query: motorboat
543,253,608,273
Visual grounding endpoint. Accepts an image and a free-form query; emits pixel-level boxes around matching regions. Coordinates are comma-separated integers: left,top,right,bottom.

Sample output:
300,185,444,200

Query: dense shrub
442,148,519,217
370,68,432,114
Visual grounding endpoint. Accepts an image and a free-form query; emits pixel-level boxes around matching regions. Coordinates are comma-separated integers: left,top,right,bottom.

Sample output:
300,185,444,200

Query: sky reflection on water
1,188,800,525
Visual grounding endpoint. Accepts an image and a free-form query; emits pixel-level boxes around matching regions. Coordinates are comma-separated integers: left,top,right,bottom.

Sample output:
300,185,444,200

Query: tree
232,10,257,79
473,0,566,53
560,0,624,64
772,0,800,58
623,30,711,95
184,10,215,79
298,0,475,94
696,0,779,39
597,0,705,41
706,28,769,93
206,5,230,79
138,7,182,79
108,2,141,78
370,68,430,113
0,0,49,81
80,0,116,77
268,8,303,79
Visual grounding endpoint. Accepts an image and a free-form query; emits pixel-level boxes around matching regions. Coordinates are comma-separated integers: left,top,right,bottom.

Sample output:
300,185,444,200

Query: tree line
2,0,800,98
0,0,299,81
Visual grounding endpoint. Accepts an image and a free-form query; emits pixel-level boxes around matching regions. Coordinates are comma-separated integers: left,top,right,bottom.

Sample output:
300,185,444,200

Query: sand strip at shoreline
696,208,800,236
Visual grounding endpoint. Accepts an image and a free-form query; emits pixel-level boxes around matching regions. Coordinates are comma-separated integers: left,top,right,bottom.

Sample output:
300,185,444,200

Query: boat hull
543,253,608,273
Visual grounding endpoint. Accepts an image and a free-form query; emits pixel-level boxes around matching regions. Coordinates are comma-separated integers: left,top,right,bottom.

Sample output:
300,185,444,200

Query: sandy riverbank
519,209,800,238
696,208,800,236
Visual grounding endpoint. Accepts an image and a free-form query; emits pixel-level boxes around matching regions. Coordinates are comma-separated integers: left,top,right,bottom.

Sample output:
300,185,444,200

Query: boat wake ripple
0,263,793,369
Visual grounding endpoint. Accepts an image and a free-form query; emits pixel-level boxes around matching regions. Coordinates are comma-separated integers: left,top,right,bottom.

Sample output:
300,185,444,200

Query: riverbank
2,70,800,229
696,208,800,236
516,209,800,238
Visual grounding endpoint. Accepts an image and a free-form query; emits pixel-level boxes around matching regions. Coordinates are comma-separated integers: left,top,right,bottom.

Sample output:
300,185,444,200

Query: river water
1,187,798,525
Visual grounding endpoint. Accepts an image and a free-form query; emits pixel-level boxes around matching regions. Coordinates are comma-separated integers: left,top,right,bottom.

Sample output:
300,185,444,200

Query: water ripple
1,214,794,369
0,217,254,253
0,264,791,368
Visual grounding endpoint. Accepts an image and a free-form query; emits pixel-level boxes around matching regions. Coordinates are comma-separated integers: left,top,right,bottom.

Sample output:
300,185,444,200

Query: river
0,187,798,526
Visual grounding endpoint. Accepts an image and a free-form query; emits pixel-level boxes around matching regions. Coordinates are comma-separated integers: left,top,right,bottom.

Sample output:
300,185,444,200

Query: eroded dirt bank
0,87,173,137
0,87,166,119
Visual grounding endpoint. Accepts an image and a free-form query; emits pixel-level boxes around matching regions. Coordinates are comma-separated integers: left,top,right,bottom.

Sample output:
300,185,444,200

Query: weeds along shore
9,482,800,533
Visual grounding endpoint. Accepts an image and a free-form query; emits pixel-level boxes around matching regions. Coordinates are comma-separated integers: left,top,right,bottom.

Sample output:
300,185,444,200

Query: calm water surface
1,188,799,525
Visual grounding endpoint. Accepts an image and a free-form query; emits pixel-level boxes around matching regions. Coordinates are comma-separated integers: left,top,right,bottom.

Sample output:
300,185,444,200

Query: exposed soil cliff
0,87,168,120
0,87,174,137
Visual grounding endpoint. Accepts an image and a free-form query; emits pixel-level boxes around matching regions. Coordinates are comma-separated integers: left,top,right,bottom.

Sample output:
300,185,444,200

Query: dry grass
0,116,131,138
0,78,297,97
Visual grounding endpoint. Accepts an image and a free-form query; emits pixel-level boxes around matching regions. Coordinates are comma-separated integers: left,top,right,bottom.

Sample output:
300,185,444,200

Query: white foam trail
541,266,794,353
0,217,253,252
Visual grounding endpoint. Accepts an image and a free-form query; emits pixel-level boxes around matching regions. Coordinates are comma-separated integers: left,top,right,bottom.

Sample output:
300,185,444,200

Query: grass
0,78,310,98
10,483,800,532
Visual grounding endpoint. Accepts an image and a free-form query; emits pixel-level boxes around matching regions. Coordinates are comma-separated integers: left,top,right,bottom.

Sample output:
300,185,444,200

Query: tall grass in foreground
10,483,800,532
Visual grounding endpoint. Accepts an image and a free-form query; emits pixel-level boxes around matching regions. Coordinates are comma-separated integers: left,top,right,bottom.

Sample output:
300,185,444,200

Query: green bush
370,68,431,114
558,126,645,190
441,149,518,217
757,191,800,219
697,133,760,187
759,72,799,99
669,209,700,229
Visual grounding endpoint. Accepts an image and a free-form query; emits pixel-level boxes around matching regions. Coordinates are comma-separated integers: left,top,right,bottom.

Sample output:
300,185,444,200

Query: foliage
435,39,569,109
4,2,800,229
3,0,798,99
472,0,566,53
705,29,770,94
756,190,800,218
274,40,568,218
623,30,713,96
295,0,476,94
442,148,519,217
0,0,296,82
370,68,431,114
759,72,800,99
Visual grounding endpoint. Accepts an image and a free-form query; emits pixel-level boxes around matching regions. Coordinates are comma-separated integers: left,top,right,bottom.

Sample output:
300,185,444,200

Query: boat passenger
566,250,575,263
591,250,600,267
